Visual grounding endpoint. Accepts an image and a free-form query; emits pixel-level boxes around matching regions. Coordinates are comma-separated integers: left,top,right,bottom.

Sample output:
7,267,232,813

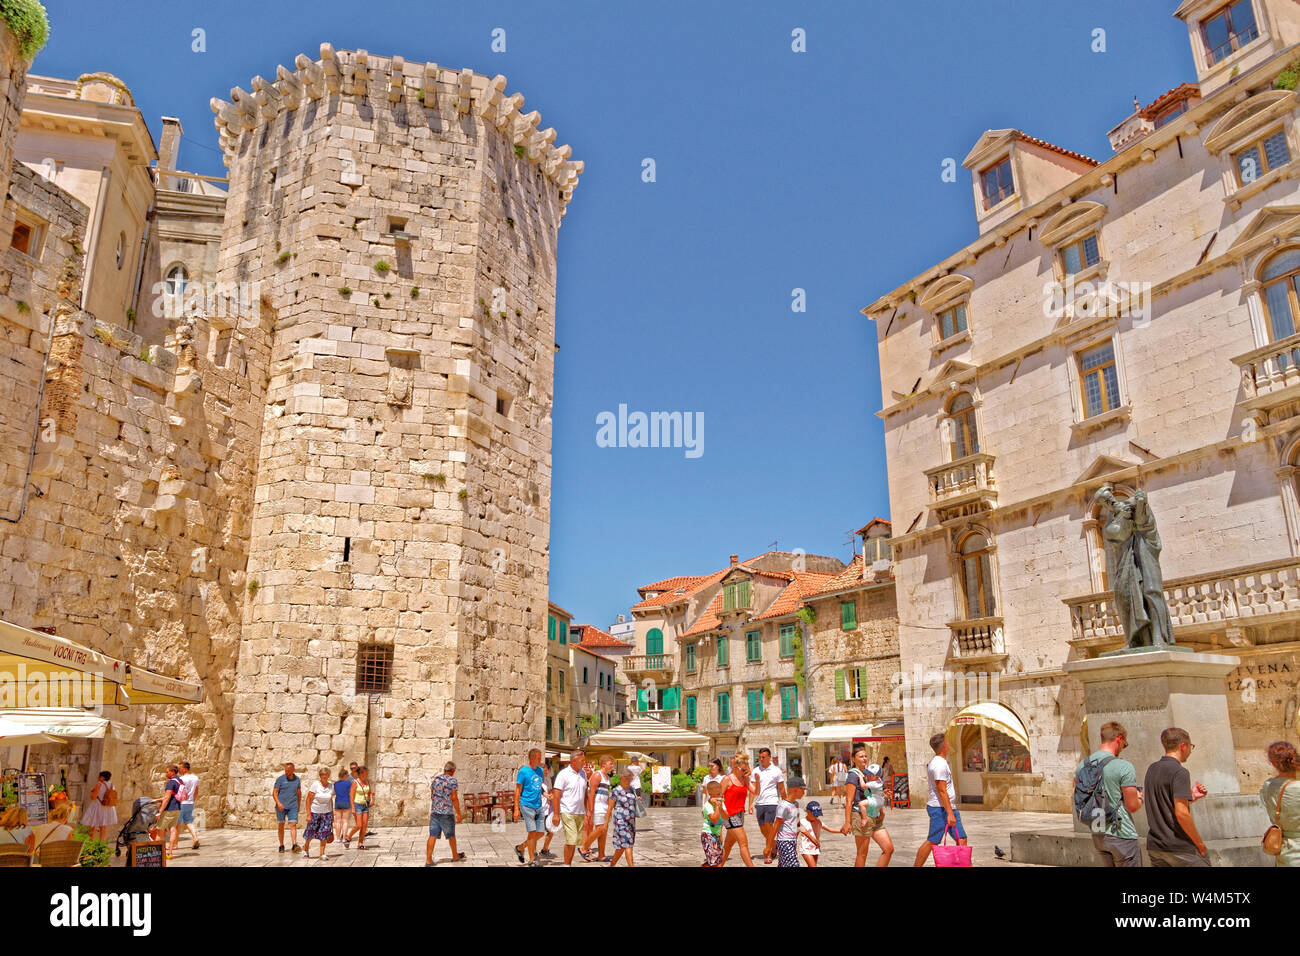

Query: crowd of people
1076,724,1300,868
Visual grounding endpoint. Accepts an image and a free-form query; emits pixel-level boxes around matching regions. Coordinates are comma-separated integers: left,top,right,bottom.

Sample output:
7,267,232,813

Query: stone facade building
864,0,1300,812
0,23,581,824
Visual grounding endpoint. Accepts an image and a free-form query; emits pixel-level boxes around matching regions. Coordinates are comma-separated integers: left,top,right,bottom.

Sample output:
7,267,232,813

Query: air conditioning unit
871,558,892,573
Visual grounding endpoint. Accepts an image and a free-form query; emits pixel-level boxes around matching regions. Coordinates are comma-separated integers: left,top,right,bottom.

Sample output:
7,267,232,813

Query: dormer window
980,157,1015,210
722,580,751,611
1153,101,1189,129
1232,127,1290,186
1060,234,1101,276
1200,1,1258,66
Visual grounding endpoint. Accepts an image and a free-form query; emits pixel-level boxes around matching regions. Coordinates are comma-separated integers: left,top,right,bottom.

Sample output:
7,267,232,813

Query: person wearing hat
839,747,895,866
799,800,824,867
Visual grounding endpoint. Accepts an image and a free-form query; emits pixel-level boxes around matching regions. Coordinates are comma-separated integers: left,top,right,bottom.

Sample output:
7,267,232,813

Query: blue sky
36,1,1195,629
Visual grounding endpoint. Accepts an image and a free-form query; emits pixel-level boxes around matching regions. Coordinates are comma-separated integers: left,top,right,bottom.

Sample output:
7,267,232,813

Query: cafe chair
0,854,30,867
0,843,28,857
35,839,83,867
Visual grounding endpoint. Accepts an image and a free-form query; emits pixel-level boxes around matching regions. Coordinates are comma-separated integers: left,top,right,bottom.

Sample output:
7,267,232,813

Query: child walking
701,779,724,866
765,775,806,868
799,799,824,867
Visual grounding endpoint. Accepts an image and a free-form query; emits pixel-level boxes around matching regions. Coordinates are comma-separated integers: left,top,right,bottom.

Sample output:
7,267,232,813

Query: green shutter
686,643,696,672
548,615,555,641
834,668,846,701
686,696,697,726
637,687,649,712
559,619,567,644
747,688,764,721
646,627,664,660
857,667,868,701
717,634,729,667
746,629,761,662
779,624,796,658
559,718,565,740
781,684,798,720
718,692,729,723
841,600,857,630
546,716,552,739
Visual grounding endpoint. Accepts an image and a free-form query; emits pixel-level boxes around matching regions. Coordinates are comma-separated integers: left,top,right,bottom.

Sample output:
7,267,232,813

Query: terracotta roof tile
682,592,724,637
573,625,631,649
1015,130,1099,167
751,571,840,621
1140,82,1200,120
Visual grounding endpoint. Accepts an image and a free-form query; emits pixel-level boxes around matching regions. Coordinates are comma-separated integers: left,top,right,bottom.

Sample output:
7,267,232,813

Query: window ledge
1226,164,1296,209
1061,260,1109,288
930,328,972,356
1070,403,1132,435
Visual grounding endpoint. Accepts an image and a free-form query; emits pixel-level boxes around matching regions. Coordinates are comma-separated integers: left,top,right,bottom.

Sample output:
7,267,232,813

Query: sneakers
514,844,526,864
425,861,436,867
527,859,542,867
539,850,555,859
278,845,285,853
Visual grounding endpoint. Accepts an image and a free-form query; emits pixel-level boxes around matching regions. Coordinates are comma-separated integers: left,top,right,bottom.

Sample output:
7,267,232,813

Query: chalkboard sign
17,773,47,826
891,773,909,808
128,840,166,867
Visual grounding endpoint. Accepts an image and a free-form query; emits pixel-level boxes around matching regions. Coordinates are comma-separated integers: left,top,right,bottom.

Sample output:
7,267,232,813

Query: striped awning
948,701,1030,748
584,715,710,750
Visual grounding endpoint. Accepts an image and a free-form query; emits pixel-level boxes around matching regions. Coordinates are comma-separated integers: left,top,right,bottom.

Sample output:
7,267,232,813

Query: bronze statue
1092,486,1175,649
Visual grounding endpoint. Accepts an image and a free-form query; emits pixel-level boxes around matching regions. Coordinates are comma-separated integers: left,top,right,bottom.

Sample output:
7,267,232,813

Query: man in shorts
915,732,967,866
426,761,464,866
154,764,183,857
551,750,589,866
514,748,548,866
749,747,786,864
272,761,302,853
176,761,200,852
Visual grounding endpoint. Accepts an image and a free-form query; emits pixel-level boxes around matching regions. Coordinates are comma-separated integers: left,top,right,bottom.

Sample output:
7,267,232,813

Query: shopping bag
932,827,972,867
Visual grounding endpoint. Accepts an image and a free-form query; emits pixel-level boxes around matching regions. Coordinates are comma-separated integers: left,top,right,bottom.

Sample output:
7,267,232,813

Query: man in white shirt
550,749,590,866
177,761,200,852
748,747,786,864
914,732,967,866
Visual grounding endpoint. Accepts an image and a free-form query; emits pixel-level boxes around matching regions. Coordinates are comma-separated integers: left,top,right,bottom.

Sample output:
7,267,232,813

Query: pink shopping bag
932,828,972,867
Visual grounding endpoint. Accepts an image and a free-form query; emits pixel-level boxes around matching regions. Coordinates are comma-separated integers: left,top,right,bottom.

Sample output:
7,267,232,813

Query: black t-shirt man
1143,755,1197,853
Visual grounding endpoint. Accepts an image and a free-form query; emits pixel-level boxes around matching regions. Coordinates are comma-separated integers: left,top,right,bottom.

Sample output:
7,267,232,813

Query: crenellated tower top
209,43,583,207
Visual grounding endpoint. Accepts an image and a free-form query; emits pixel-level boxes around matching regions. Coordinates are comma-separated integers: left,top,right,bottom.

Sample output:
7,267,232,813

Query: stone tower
214,46,581,823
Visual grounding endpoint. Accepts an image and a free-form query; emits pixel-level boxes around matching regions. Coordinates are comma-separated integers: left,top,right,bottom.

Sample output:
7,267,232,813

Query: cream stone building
0,16,582,825
864,0,1300,813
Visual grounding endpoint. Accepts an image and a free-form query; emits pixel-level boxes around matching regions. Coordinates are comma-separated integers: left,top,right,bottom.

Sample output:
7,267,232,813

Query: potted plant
667,772,696,807
72,825,111,867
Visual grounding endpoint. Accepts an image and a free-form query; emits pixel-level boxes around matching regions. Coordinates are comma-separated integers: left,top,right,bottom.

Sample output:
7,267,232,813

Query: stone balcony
641,707,681,725
946,616,1008,670
622,653,675,683
1233,332,1300,419
1065,556,1300,654
925,453,997,523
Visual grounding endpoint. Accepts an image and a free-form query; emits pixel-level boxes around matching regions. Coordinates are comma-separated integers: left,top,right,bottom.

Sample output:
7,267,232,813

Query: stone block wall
214,47,579,825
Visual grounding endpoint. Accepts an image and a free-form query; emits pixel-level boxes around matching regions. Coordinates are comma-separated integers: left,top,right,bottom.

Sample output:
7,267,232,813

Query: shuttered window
686,695,697,726
717,692,730,723
780,684,799,720
779,624,797,658
841,600,858,631
745,630,762,662
747,688,765,721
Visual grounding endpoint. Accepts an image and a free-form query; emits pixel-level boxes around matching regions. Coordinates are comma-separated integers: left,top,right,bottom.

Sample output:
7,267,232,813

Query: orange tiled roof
803,554,895,600
682,592,724,637
572,643,617,662
573,625,630,649
1140,82,1200,120
856,517,892,536
630,551,788,611
751,571,841,621
1015,130,1099,168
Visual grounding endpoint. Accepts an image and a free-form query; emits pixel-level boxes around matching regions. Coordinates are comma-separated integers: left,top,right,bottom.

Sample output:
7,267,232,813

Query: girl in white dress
80,771,118,840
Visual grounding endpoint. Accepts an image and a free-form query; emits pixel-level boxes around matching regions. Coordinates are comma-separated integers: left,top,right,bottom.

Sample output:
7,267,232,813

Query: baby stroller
114,797,161,860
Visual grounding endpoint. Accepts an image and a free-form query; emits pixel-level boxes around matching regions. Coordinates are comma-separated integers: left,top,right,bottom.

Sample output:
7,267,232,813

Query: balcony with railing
946,617,1008,670
623,654,675,679
925,453,997,523
1234,332,1300,417
1065,556,1300,654
640,707,681,725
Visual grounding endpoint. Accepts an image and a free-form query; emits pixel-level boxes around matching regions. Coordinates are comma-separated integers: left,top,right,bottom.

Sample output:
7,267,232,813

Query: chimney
729,554,738,567
158,116,183,189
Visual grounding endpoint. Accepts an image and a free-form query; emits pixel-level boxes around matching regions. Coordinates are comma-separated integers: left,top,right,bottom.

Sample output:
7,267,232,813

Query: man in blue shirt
513,747,548,866
272,762,302,854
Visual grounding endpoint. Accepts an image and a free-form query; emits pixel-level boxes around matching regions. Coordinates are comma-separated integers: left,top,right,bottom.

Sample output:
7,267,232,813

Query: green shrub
669,773,697,799
72,825,110,867
690,765,708,783
0,0,50,59
374,260,391,273
640,767,652,792
1277,59,1300,91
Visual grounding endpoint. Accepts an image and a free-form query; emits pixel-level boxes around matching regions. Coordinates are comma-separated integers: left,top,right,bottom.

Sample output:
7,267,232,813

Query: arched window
958,531,996,619
163,264,189,320
645,627,664,667
947,392,979,460
1259,247,1300,343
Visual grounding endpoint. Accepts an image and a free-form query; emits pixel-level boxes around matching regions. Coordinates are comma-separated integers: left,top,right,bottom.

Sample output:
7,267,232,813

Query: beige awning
948,701,1030,748
584,715,710,750
0,708,136,741
0,716,62,747
0,618,202,708
807,723,879,742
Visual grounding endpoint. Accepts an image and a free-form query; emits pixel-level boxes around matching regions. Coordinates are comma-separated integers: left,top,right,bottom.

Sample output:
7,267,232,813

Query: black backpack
1073,754,1116,830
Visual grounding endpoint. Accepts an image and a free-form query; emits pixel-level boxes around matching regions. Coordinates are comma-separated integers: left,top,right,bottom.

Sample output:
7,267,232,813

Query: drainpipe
80,165,112,313
129,204,154,332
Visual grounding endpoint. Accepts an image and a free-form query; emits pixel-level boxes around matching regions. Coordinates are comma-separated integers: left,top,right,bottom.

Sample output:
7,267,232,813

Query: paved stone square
154,805,1068,867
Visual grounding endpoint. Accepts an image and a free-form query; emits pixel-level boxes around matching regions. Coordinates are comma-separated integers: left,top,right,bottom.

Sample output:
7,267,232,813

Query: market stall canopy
0,708,136,742
0,618,202,708
584,715,710,750
948,701,1030,749
0,716,63,747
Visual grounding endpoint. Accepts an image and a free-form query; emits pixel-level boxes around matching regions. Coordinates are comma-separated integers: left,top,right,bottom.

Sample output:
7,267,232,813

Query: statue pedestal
1009,649,1270,865
1064,649,1240,797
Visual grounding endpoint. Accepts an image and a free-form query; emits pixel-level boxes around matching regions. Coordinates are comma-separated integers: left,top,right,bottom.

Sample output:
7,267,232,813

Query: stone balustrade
946,616,1007,669
1066,556,1300,650
924,453,997,521
1234,332,1300,412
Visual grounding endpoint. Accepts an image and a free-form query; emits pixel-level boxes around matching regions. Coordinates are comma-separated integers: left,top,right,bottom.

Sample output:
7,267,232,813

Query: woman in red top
719,755,755,867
